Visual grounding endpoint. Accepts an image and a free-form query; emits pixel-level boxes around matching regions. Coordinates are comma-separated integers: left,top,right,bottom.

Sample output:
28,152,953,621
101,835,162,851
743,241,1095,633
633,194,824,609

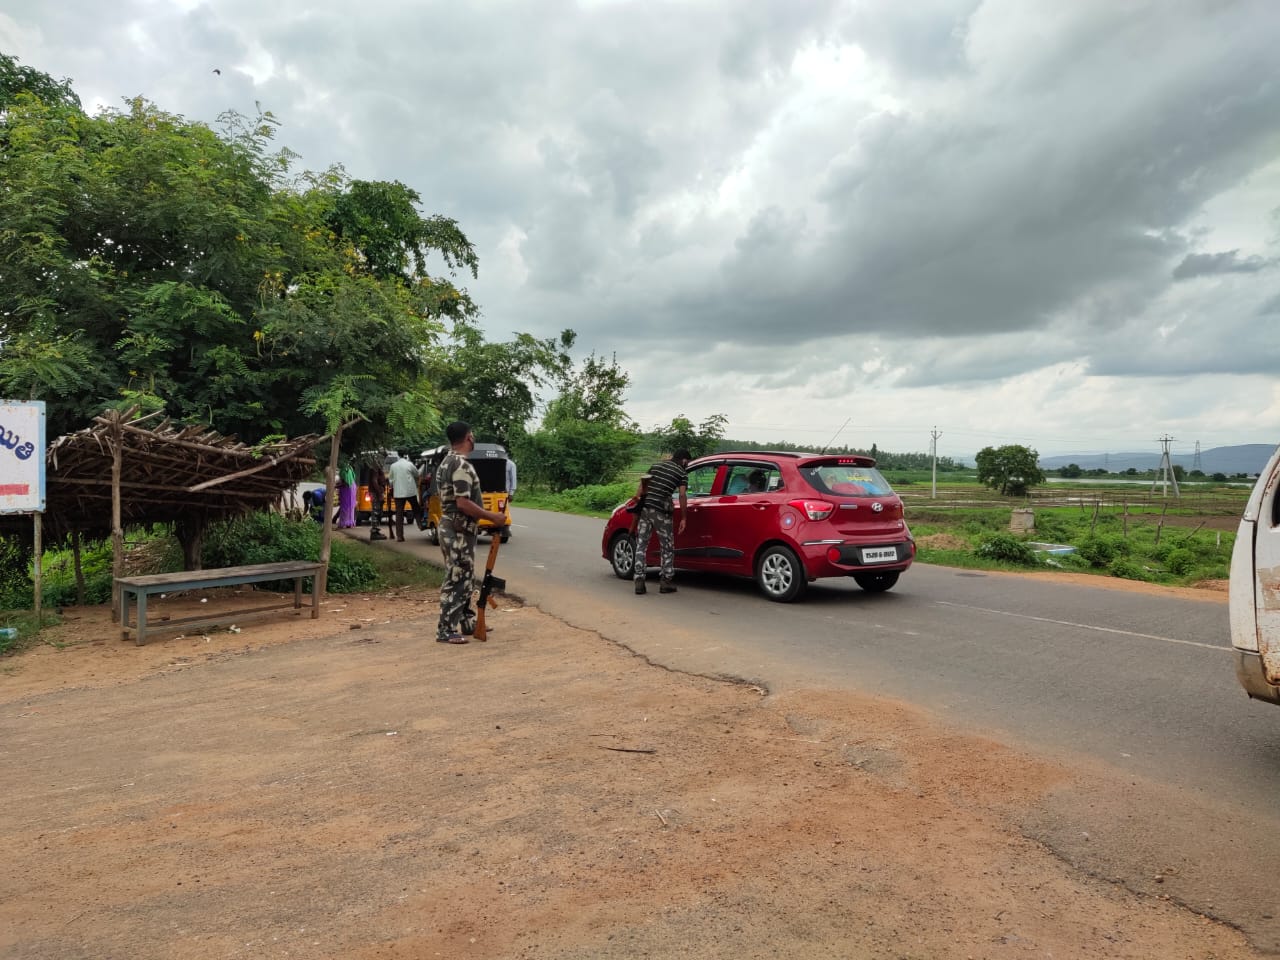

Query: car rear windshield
799,462,894,498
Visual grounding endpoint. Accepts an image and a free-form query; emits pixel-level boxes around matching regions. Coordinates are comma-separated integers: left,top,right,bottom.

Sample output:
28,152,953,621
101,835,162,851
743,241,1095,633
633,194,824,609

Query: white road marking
933,600,1225,651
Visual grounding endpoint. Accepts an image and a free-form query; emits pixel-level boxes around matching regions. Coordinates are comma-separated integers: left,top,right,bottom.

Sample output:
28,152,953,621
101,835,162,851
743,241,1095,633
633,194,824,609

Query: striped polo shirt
642,458,687,512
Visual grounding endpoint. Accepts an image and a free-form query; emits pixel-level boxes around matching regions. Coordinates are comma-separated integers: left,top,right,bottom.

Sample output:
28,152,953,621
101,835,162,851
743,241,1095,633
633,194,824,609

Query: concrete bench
115,560,325,646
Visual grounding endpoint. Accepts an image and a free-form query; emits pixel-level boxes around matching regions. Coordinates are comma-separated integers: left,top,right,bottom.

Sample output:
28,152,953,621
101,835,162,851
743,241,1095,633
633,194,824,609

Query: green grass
909,503,1234,585
516,481,635,518
344,536,444,591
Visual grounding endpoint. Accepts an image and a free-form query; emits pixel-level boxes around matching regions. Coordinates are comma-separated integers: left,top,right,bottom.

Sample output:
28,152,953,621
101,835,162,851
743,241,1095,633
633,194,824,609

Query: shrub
1164,547,1198,577
1077,535,1126,568
1109,557,1148,581
975,533,1040,567
202,512,377,593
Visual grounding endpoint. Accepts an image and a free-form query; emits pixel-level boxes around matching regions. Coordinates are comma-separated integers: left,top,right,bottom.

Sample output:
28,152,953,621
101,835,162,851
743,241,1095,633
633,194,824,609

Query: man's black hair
673,448,692,463
446,421,471,445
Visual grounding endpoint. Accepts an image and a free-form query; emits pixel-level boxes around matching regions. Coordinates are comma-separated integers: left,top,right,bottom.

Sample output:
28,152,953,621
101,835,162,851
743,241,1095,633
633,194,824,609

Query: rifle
473,529,505,641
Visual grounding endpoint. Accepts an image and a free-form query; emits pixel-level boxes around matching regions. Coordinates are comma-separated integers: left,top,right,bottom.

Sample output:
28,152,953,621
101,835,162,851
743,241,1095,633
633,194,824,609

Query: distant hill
1037,443,1275,476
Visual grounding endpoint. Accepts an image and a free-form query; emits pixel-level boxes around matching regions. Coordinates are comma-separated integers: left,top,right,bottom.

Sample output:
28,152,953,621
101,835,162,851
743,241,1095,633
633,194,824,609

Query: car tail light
788,498,835,521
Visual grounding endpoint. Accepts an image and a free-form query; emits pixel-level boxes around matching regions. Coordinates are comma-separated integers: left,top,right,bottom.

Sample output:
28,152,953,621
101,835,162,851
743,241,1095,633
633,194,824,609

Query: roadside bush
1076,535,1129,568
975,533,1040,567
1163,547,1198,577
524,481,636,515
202,512,376,593
0,529,181,610
1109,557,1149,581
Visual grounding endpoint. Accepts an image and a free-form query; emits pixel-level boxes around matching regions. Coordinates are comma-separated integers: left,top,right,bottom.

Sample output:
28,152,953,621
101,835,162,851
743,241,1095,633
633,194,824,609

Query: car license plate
862,546,898,564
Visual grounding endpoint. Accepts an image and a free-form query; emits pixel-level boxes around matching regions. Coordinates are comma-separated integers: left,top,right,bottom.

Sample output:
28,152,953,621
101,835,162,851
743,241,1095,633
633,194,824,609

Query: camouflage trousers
369,494,392,535
437,516,478,638
633,507,675,583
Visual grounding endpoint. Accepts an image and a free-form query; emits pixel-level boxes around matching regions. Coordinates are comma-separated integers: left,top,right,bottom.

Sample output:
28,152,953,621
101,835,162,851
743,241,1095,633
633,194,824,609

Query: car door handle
753,504,770,511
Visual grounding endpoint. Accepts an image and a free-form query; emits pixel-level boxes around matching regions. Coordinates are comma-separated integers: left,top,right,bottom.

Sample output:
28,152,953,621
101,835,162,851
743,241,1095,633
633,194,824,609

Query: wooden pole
111,414,124,622
72,528,84,606
32,512,42,625
316,417,362,598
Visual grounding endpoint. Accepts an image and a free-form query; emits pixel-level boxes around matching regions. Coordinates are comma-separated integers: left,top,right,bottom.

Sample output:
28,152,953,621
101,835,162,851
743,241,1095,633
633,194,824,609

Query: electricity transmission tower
1193,441,1202,472
1152,435,1181,498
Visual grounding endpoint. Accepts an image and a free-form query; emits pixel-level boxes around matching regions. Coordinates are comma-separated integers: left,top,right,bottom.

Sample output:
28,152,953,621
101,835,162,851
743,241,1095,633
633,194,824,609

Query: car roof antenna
819,418,851,456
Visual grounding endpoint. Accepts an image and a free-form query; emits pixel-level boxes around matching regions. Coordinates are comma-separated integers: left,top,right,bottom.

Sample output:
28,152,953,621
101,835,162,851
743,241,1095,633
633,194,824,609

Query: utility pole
1152,435,1181,499
930,426,942,499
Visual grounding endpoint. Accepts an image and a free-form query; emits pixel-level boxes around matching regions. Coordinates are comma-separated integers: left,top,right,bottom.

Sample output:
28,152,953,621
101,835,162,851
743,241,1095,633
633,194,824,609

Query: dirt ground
0,572,1258,959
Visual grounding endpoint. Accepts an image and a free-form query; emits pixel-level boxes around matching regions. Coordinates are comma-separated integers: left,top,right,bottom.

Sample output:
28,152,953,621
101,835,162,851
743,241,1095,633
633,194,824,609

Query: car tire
355,511,369,526
609,532,636,580
500,531,510,543
853,570,899,593
756,545,806,602
426,522,439,545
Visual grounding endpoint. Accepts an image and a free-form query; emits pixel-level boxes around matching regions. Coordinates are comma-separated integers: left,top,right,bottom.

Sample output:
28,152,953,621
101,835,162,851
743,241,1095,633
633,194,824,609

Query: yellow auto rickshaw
354,451,398,526
419,442,512,544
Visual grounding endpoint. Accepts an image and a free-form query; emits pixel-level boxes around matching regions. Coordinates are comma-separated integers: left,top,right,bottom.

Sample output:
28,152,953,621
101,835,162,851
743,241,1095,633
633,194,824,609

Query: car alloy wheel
610,532,636,579
756,545,805,602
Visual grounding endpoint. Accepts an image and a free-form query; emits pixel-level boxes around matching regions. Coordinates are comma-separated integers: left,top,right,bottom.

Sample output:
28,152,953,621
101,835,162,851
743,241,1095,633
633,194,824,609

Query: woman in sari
337,460,358,529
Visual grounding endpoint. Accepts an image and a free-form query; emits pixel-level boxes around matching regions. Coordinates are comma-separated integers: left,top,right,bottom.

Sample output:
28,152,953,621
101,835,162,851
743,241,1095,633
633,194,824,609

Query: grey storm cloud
1172,250,1272,281
6,0,1280,447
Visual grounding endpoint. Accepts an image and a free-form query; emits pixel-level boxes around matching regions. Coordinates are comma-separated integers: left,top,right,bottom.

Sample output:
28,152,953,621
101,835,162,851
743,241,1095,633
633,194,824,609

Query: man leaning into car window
633,449,691,596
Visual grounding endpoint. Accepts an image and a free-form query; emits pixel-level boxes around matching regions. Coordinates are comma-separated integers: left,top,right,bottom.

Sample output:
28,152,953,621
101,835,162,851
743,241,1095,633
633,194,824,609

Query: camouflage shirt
435,451,483,525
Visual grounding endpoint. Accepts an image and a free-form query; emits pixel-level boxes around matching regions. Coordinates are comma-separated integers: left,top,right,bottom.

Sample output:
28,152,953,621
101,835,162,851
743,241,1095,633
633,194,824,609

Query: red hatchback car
601,451,915,602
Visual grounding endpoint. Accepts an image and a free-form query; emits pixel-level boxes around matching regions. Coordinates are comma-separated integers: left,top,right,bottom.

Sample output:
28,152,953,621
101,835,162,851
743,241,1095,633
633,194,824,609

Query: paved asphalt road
389,508,1280,950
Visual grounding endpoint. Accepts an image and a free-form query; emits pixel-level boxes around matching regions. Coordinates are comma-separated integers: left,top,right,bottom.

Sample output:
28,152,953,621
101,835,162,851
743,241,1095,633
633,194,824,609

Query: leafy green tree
517,352,639,490
652,413,727,458
1059,463,1083,478
424,323,574,448
0,54,476,449
543,352,634,429
0,52,79,110
974,444,1045,496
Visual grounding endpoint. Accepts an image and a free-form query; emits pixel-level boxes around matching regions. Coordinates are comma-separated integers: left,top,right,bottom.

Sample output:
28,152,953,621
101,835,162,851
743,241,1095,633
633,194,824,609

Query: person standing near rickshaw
388,453,422,542
435,421,508,644
367,462,390,541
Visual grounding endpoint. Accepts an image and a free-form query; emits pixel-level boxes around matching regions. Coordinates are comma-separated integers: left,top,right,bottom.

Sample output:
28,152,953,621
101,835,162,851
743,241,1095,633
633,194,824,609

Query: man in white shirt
387,454,422,542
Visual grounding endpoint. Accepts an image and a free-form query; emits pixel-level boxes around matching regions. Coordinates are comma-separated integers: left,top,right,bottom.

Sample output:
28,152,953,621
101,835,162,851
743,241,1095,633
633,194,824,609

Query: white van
1229,444,1280,704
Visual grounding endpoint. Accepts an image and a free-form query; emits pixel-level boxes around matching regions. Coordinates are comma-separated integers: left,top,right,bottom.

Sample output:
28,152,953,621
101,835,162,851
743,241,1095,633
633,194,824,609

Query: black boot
659,580,677,594
635,580,646,595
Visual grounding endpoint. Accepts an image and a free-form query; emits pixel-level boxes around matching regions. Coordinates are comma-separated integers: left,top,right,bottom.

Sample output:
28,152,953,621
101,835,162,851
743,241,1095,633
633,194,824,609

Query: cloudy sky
3,0,1280,462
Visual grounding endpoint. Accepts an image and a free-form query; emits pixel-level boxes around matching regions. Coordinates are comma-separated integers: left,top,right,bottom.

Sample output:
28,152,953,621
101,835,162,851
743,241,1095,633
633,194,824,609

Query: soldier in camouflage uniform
434,421,509,644
633,449,691,595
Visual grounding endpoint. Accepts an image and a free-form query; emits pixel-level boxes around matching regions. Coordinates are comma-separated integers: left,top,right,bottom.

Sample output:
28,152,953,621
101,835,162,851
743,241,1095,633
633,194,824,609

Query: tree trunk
175,517,206,571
